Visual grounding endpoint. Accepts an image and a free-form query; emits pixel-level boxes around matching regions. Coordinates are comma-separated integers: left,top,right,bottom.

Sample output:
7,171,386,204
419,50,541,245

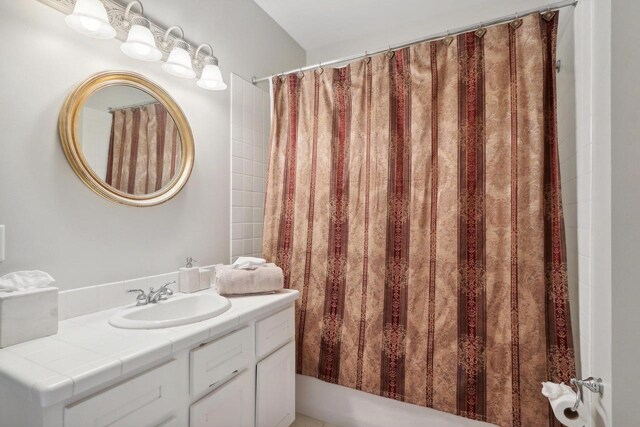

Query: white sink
109,293,231,329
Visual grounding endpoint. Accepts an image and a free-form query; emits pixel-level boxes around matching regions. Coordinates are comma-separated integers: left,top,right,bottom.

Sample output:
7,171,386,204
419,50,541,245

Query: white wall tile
244,175,253,191
232,190,242,207
96,282,125,311
243,191,253,207
232,208,242,223
230,74,270,262
232,223,243,240
232,173,243,191
243,127,254,145
243,143,253,160
232,123,242,142
232,156,242,174
232,140,243,157
243,207,253,223
64,286,99,319
243,81,254,130
243,159,253,176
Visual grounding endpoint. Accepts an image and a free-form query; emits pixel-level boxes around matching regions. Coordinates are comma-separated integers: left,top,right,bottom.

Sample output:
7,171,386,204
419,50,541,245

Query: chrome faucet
127,281,175,306
148,281,175,303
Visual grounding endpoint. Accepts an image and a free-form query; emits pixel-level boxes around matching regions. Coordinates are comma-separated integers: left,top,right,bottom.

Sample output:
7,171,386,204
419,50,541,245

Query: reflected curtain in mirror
105,103,182,195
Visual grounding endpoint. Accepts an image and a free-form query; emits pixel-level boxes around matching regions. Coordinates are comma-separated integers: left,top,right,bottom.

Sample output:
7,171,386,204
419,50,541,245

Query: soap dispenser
179,257,200,293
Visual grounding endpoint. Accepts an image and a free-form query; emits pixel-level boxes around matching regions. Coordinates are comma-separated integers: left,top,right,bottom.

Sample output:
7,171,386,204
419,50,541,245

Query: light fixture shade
162,40,196,78
120,17,162,61
65,0,116,39
197,57,227,91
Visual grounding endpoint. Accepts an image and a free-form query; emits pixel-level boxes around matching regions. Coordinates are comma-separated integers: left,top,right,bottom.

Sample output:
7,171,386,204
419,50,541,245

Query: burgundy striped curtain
105,103,182,195
263,12,574,427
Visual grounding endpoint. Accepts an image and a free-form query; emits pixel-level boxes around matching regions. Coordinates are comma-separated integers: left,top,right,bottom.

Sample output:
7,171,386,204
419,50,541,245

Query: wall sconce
65,0,116,39
195,44,227,91
44,0,227,91
162,26,196,78
120,1,162,61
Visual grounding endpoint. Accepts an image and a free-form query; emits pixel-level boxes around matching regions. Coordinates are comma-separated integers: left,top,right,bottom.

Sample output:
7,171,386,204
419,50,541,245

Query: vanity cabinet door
255,341,295,427
189,370,254,427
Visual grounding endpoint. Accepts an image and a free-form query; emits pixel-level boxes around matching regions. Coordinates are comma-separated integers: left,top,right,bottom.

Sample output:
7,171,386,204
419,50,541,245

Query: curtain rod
252,0,577,84
107,100,160,113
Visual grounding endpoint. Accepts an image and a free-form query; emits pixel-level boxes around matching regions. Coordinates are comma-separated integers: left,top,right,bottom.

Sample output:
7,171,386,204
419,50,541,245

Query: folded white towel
213,263,283,295
231,256,267,270
0,270,55,292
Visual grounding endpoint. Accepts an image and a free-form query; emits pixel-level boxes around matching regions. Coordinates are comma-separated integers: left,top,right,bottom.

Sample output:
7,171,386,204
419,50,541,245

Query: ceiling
254,0,561,60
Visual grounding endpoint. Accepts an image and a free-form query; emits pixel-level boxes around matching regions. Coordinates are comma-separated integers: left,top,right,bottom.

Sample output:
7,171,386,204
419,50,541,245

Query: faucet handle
126,289,148,305
160,281,176,295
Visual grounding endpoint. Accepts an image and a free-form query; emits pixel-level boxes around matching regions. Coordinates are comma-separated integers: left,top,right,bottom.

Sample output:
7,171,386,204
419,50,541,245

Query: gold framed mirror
59,71,194,207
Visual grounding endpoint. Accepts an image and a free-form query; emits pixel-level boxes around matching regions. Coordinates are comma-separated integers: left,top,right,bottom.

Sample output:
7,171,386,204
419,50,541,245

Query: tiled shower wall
556,9,582,375
559,7,594,394
230,74,270,262
559,6,597,422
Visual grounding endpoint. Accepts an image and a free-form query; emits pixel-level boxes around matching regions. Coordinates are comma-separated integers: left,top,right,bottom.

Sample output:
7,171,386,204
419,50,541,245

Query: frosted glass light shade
197,57,227,91
65,0,116,39
162,40,196,78
120,17,162,62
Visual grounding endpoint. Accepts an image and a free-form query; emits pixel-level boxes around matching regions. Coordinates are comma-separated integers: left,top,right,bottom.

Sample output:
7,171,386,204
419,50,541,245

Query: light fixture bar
36,0,213,71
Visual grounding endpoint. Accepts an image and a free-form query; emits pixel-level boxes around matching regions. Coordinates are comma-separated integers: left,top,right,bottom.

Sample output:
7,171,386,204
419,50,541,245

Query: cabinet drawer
256,305,294,359
64,360,178,427
190,370,254,427
190,326,252,397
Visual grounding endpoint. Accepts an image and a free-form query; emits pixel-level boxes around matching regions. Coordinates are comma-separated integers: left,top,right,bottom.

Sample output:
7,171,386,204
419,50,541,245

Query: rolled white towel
213,263,283,295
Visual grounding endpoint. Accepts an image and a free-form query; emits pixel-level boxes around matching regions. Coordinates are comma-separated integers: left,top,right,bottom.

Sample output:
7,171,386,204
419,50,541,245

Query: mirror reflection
79,85,182,195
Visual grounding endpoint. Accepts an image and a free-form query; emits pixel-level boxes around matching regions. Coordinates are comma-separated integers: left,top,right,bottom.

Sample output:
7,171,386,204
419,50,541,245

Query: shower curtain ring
298,67,304,79
386,45,395,58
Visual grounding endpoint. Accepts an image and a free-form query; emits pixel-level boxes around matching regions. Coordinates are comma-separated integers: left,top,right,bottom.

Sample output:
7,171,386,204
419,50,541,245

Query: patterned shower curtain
263,12,574,427
105,103,182,194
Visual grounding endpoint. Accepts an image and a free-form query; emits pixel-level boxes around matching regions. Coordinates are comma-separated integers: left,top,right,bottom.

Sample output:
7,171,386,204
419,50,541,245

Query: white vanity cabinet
0,291,299,427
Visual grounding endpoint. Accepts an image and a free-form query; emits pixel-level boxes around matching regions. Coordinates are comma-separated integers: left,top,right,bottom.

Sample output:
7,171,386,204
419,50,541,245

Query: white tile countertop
0,289,299,408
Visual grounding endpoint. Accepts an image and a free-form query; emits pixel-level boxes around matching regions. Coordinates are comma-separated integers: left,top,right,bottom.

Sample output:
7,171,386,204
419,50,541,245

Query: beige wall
0,0,305,290
611,0,640,425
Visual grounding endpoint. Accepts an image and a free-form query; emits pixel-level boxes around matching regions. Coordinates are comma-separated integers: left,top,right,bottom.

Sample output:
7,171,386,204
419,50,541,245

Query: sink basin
109,293,231,329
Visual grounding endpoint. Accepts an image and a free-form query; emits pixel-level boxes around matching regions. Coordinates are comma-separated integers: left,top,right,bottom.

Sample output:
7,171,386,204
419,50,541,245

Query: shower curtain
105,103,181,194
263,12,574,427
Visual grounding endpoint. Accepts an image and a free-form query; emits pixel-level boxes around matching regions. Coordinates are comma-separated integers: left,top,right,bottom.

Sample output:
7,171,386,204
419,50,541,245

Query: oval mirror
59,71,194,206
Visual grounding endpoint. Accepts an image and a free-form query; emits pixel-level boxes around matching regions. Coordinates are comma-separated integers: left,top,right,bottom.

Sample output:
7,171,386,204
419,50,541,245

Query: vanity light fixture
195,44,227,91
161,26,196,79
65,0,116,39
120,1,162,62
